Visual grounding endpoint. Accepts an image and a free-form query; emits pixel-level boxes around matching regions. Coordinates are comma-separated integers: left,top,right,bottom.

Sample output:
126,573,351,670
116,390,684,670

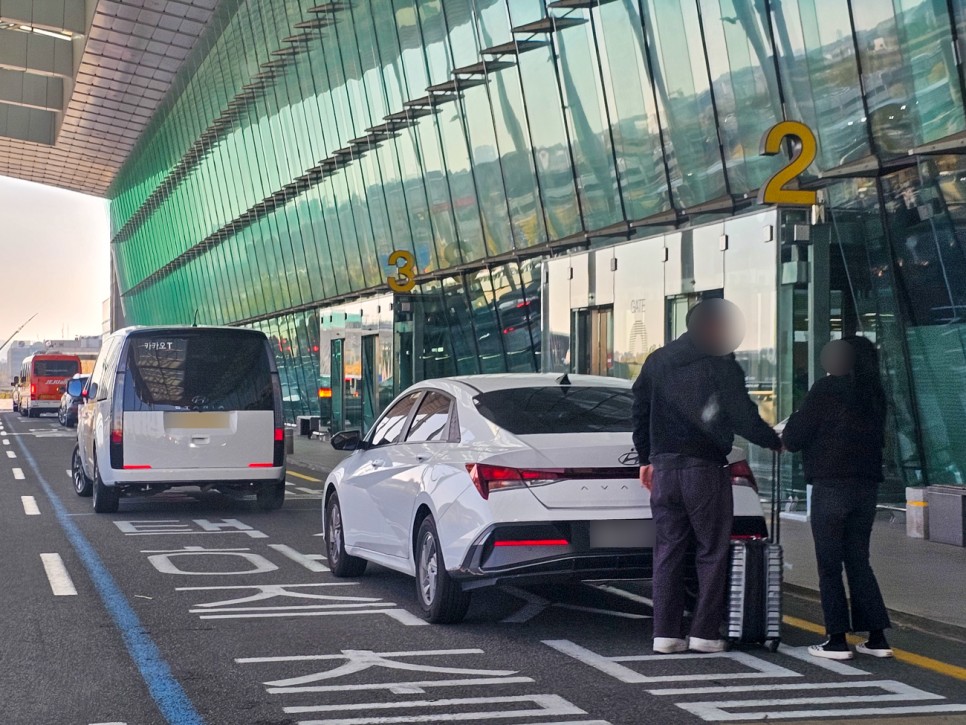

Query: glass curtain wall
110,0,966,488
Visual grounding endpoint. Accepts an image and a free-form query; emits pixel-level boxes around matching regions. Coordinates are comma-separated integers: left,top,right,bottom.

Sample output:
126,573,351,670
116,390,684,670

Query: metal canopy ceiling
0,0,216,197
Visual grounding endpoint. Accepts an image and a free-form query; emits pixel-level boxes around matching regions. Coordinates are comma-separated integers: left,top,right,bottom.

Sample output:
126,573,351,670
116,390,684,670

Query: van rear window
473,386,634,434
34,360,80,377
123,333,273,412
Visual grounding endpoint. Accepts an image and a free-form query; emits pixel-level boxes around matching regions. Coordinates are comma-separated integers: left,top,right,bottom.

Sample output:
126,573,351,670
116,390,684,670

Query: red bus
13,353,82,418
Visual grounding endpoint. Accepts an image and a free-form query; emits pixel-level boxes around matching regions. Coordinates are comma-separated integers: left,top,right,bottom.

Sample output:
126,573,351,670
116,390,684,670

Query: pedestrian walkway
781,516,966,632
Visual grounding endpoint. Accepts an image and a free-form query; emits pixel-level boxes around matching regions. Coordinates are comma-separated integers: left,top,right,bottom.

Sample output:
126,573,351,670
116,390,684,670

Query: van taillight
30,384,35,395
109,372,125,469
271,372,285,467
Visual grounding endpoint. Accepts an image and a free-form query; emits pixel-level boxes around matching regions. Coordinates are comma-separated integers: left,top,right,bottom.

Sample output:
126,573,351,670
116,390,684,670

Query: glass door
330,339,344,433
571,305,614,376
361,334,378,433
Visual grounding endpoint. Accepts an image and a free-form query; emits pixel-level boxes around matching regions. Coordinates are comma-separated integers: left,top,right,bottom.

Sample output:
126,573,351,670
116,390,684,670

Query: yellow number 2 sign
387,249,417,293
757,120,818,207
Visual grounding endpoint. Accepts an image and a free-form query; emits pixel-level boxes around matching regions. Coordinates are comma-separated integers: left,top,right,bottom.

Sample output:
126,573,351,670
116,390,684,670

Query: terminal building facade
106,0,966,503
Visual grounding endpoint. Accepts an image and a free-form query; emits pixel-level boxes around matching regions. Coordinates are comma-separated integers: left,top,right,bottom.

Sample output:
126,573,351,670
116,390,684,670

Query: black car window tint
406,392,451,443
370,393,421,446
474,386,634,434
124,333,273,412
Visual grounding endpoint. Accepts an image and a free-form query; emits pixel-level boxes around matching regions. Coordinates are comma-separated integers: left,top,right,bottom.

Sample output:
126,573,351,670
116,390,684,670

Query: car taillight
493,538,569,547
30,384,35,395
271,372,285,467
466,464,564,500
729,459,759,492
110,371,125,469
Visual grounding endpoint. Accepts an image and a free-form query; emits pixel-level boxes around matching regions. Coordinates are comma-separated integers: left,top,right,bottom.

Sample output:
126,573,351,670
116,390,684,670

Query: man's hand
639,465,653,492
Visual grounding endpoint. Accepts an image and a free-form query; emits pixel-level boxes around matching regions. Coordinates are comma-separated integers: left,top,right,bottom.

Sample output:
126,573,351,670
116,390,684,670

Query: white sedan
322,374,768,623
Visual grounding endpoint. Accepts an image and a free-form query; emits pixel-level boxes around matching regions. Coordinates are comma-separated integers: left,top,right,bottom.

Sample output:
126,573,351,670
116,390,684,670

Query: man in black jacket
633,299,781,654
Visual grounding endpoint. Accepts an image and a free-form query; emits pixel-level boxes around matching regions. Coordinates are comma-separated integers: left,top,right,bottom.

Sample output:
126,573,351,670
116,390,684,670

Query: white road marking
295,486,319,495
282,694,587,720
41,553,78,596
66,469,72,478
779,645,870,675
2,439,9,445
543,640,799,684
21,496,40,515
267,543,329,572
553,603,649,620
195,609,428,625
6,450,16,458
502,586,550,623
588,583,653,607
12,467,24,480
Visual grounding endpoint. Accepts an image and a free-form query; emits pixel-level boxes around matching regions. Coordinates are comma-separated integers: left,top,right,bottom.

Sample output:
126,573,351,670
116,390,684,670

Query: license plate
589,520,653,549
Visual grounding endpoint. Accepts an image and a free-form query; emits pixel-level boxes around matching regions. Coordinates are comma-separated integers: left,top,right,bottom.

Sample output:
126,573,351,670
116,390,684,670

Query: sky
0,175,110,362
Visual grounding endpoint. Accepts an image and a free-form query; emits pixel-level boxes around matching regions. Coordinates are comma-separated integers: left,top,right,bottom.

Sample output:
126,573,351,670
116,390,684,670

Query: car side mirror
331,430,364,451
67,380,85,397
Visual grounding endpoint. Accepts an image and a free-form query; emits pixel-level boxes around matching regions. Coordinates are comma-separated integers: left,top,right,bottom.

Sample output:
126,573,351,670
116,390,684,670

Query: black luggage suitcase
726,453,783,651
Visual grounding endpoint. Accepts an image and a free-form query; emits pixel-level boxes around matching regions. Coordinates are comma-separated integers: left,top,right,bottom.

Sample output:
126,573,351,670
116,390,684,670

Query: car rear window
34,359,80,376
123,333,273,412
473,386,633,434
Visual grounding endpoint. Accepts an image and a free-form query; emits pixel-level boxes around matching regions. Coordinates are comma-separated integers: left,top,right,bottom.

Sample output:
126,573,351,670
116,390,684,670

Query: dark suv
58,374,89,427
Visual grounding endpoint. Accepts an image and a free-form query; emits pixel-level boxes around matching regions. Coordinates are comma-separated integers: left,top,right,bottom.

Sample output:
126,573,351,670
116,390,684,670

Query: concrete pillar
906,486,928,539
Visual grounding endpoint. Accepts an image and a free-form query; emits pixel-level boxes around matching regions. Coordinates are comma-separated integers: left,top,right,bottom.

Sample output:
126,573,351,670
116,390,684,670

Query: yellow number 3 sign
387,249,417,293
758,120,818,207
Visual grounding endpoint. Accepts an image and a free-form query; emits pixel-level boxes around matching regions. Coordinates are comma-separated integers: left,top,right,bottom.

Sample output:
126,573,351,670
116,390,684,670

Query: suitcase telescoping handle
770,450,781,544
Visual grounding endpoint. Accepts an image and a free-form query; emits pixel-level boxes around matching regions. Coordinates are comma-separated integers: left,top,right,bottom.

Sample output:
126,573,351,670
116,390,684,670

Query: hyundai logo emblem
618,451,639,466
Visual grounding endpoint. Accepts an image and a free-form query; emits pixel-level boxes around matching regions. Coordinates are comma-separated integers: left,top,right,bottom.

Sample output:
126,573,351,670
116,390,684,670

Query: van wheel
72,445,92,497
92,457,119,513
11,402,17,412
28,408,37,418
415,516,471,623
256,482,285,511
325,493,367,577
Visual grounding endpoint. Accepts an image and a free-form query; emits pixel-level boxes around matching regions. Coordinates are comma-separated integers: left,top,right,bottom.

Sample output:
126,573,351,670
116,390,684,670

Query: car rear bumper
106,466,285,487
453,521,653,590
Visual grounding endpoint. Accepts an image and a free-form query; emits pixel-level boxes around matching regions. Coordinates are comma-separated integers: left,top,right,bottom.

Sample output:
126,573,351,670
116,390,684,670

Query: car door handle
191,435,210,445
371,458,387,468
416,454,428,462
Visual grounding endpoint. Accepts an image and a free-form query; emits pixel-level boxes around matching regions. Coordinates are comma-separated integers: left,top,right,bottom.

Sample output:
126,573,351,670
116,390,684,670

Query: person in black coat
782,336,893,661
633,299,782,655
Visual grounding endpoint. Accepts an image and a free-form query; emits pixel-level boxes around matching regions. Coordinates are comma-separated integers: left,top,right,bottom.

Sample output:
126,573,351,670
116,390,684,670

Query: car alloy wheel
418,530,439,607
328,502,342,569
72,445,92,497
324,493,366,577
413,516,471,623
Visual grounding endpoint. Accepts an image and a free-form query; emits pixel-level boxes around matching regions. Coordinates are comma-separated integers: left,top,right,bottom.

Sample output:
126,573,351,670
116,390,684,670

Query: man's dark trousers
810,483,890,635
651,460,733,640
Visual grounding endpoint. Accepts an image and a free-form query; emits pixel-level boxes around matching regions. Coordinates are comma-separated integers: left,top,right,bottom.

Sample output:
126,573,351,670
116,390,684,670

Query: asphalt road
2,410,965,725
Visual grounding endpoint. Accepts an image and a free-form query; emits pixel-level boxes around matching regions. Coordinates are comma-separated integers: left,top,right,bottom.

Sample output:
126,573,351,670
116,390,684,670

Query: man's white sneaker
856,642,894,658
689,637,728,653
653,637,688,654
808,642,854,660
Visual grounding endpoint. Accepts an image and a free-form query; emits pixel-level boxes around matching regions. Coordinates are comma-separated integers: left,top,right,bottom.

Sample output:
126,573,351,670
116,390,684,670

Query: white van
72,326,286,513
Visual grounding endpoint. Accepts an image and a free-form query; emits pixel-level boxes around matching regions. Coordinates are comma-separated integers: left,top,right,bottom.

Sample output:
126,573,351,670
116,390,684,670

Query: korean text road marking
268,544,329,572
41,553,78,596
116,519,268,538
543,640,798,684
21,495,40,515
282,694,589,722
143,546,279,575
12,467,24,479
240,648,531,694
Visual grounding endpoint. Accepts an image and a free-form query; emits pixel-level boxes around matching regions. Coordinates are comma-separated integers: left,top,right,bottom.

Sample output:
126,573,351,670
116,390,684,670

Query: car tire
27,408,37,418
325,492,367,577
92,456,119,514
72,445,93,497
256,482,285,511
415,516,471,624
